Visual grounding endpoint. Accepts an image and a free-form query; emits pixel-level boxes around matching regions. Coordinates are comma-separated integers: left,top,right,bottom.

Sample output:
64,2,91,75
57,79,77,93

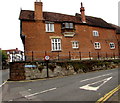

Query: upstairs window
94,42,101,49
62,22,74,29
93,31,99,36
72,41,79,49
51,39,61,51
46,23,54,32
109,42,115,49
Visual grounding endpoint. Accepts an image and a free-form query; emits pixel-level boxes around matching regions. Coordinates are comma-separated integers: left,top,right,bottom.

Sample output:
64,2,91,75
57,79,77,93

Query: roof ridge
43,11,76,17
21,10,34,12
19,10,115,29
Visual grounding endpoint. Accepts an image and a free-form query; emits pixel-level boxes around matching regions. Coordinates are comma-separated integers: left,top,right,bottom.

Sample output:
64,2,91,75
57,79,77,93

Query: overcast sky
0,0,119,51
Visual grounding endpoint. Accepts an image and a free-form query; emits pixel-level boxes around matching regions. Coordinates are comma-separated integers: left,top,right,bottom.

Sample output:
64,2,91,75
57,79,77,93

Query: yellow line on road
96,85,120,103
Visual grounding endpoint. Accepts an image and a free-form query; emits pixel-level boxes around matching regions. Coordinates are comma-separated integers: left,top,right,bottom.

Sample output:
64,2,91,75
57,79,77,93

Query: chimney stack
34,0,43,20
80,2,86,23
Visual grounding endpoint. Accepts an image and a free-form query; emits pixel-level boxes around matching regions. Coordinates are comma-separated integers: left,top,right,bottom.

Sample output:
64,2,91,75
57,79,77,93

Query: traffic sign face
44,56,50,61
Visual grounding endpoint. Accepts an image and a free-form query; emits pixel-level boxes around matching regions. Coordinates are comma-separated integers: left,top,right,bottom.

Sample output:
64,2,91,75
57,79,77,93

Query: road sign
44,56,50,61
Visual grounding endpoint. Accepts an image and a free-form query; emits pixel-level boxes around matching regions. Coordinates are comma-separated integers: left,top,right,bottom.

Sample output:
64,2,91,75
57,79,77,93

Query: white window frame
62,22,74,29
69,23,74,29
46,23,54,32
109,42,115,49
94,42,101,49
72,41,79,49
93,31,99,36
51,39,61,51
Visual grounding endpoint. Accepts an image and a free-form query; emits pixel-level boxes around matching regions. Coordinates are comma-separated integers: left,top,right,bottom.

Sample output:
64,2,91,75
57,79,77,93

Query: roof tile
19,10,115,29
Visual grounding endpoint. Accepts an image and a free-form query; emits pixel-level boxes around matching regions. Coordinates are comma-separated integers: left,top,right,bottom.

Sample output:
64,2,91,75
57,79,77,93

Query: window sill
46,31,55,33
93,36,99,37
94,48,101,50
51,50,62,52
72,48,79,49
61,28,75,30
110,48,115,50
63,32,75,37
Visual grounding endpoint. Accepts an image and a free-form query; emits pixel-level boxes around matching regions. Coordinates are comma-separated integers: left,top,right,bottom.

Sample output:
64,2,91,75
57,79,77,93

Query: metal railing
10,51,120,62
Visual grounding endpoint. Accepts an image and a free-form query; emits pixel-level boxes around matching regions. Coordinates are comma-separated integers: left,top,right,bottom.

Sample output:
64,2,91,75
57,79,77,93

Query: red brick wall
22,20,119,60
116,34,120,56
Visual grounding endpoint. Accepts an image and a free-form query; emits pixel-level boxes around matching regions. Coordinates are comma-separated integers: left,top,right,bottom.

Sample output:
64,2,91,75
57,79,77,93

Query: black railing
10,51,120,62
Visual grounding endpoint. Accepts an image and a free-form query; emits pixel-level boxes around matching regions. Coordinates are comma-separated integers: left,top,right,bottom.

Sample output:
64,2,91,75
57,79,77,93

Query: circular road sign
44,56,50,61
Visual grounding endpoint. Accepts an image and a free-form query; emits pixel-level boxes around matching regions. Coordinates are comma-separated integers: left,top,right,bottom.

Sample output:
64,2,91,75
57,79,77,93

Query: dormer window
62,22,74,29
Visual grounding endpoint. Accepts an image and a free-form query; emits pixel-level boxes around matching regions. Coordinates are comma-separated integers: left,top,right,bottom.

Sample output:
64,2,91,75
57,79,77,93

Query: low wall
9,60,120,81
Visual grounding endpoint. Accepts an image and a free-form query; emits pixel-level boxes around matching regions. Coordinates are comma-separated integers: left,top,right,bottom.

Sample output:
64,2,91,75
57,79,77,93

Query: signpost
44,56,50,78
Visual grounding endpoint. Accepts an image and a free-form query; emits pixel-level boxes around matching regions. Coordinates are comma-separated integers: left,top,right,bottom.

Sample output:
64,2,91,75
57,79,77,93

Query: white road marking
0,81,7,87
28,89,31,91
80,73,112,82
79,77,112,91
9,100,13,101
25,88,57,98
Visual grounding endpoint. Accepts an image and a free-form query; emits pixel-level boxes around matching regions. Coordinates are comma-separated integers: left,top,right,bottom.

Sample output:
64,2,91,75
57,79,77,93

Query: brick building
19,1,120,61
110,24,120,57
3,48,23,62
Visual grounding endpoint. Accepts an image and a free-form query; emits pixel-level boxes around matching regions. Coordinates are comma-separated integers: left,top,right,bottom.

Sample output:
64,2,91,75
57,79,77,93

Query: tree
0,50,8,62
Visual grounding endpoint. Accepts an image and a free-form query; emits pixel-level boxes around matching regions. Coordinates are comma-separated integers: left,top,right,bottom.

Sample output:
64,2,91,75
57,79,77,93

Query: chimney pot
80,2,86,23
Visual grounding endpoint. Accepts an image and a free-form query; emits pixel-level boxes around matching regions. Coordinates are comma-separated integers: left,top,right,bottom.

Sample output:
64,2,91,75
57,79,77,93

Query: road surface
0,69,9,86
1,68,119,102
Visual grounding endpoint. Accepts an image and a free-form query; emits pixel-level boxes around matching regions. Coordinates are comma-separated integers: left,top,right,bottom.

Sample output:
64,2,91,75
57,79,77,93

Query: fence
10,51,120,62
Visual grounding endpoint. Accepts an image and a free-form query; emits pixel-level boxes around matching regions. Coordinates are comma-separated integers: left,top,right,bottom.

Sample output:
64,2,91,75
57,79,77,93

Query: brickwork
10,62,25,81
20,1,120,60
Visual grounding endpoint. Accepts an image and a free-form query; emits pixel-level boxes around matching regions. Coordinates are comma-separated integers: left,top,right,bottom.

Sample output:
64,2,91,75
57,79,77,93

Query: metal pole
32,51,34,61
46,60,49,78
45,51,47,56
98,52,100,60
79,52,81,60
113,52,115,59
89,52,91,60
106,52,108,60
58,52,59,60
69,51,71,60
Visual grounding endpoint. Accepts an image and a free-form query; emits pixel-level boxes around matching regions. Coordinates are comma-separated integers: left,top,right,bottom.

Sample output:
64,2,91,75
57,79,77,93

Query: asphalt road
1,68,119,102
0,69,9,85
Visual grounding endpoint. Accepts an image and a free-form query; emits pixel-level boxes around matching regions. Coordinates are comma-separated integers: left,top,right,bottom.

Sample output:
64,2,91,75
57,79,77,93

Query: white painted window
109,42,115,49
94,42,101,49
62,23,74,29
46,23,54,32
72,41,79,49
65,23,69,28
51,39,61,51
93,31,99,36
69,23,74,29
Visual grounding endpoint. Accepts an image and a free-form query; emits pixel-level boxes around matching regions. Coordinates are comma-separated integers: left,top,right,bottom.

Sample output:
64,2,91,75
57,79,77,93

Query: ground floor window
51,39,61,51
72,41,79,49
109,42,115,49
94,42,101,49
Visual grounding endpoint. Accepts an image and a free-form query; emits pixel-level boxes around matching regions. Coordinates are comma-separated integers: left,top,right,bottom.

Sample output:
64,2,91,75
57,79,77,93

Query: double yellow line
96,85,120,103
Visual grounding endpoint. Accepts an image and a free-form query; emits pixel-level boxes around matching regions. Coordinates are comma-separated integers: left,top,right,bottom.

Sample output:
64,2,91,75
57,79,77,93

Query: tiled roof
4,48,22,53
19,10,115,29
110,24,120,34
19,10,34,20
